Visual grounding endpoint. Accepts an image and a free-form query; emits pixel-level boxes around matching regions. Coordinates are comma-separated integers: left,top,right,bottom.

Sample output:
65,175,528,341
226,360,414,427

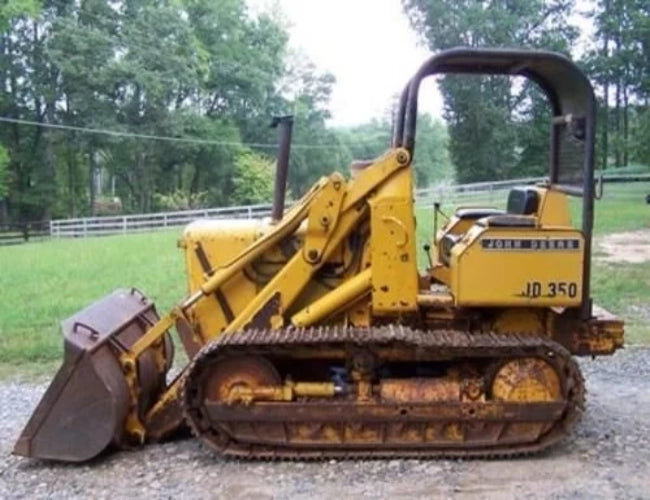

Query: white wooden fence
50,204,275,238
49,173,650,239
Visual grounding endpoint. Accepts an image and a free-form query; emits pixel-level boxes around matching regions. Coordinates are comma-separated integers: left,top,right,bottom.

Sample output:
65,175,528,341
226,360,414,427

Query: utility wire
0,116,383,151
8,5,390,150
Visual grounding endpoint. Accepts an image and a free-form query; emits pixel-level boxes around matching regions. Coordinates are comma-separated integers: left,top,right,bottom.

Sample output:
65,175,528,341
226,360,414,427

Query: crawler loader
14,48,624,462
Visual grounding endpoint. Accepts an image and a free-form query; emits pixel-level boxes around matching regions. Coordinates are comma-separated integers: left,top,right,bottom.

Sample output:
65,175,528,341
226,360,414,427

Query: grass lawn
0,230,186,364
0,182,648,372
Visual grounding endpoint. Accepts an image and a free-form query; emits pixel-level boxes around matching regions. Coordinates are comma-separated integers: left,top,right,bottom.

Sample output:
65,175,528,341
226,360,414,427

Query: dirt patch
597,230,650,264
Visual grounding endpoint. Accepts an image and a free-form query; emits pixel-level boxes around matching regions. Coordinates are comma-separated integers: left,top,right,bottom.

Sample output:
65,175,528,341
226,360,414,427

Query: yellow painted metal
177,151,412,339
106,141,616,445
119,311,180,438
200,151,412,334
535,187,572,227
182,220,272,342
112,180,331,436
302,172,346,264
492,309,545,335
124,310,178,361
437,213,480,239
416,292,454,308
430,263,451,284
341,149,410,211
380,378,462,402
291,268,372,327
450,225,584,306
491,358,562,402
369,167,419,313
144,375,184,430
183,219,266,287
227,382,337,404
292,382,337,397
130,149,414,433
197,176,325,298
429,184,585,308
224,202,368,333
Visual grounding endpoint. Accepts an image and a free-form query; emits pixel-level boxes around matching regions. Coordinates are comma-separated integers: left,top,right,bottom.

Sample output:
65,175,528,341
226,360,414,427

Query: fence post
248,206,252,219
123,216,127,235
83,218,87,238
163,213,167,228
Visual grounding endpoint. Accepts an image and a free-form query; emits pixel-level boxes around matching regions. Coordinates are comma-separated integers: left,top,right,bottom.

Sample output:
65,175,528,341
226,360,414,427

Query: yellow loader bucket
13,289,172,462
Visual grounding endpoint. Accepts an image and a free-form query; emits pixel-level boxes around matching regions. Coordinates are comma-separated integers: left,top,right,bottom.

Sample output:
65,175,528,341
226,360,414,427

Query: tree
276,53,341,196
333,114,453,187
586,0,650,169
231,151,275,204
402,0,577,182
0,0,39,30
0,0,308,221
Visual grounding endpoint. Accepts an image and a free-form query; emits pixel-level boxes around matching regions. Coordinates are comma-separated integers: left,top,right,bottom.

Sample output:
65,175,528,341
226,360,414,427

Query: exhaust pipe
271,115,293,221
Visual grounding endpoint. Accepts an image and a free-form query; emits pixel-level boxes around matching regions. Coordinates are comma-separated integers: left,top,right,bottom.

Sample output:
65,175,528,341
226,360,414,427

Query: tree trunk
89,148,97,216
67,150,76,217
614,78,621,168
614,13,622,168
622,84,629,166
601,1,609,171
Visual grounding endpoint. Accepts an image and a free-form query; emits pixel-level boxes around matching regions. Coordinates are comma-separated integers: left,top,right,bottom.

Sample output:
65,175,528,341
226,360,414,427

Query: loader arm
141,148,412,437
13,147,413,460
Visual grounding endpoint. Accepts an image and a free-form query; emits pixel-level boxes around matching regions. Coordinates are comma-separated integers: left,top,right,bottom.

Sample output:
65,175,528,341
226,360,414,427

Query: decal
481,238,581,251
518,281,579,299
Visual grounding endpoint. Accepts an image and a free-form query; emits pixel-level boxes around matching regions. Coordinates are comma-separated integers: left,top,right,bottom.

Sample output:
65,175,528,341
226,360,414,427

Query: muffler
13,289,172,462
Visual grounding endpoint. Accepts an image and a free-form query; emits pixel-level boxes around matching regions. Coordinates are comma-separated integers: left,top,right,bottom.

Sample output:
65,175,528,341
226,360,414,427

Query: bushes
231,152,275,205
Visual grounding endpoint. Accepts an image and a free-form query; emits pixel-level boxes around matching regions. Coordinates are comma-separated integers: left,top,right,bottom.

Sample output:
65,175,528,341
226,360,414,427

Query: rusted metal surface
380,378,463,403
182,326,584,459
13,289,172,462
175,316,203,360
202,356,281,403
551,305,624,356
245,292,281,330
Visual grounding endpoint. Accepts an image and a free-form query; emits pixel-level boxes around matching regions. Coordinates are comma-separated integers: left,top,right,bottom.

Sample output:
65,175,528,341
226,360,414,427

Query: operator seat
439,186,540,265
477,187,539,227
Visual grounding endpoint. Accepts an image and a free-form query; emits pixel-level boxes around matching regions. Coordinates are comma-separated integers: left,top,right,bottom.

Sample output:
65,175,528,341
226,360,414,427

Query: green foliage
152,190,207,212
631,109,650,166
0,0,40,29
2,0,649,226
232,151,275,204
274,54,344,197
403,0,577,182
0,0,335,223
333,114,453,187
583,0,650,170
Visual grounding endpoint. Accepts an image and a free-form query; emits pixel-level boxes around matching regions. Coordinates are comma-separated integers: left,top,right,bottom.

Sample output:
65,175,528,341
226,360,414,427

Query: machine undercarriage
183,326,585,458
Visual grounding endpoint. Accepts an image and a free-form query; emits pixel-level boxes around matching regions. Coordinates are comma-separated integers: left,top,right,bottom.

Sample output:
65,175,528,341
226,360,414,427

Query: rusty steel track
182,326,585,459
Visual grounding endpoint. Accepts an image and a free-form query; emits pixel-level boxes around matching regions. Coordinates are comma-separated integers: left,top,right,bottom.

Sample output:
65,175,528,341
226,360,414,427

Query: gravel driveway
1,348,649,499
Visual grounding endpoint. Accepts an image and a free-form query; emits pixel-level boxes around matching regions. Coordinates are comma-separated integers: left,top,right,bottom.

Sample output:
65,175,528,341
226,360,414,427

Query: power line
0,116,377,151
6,8,390,150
